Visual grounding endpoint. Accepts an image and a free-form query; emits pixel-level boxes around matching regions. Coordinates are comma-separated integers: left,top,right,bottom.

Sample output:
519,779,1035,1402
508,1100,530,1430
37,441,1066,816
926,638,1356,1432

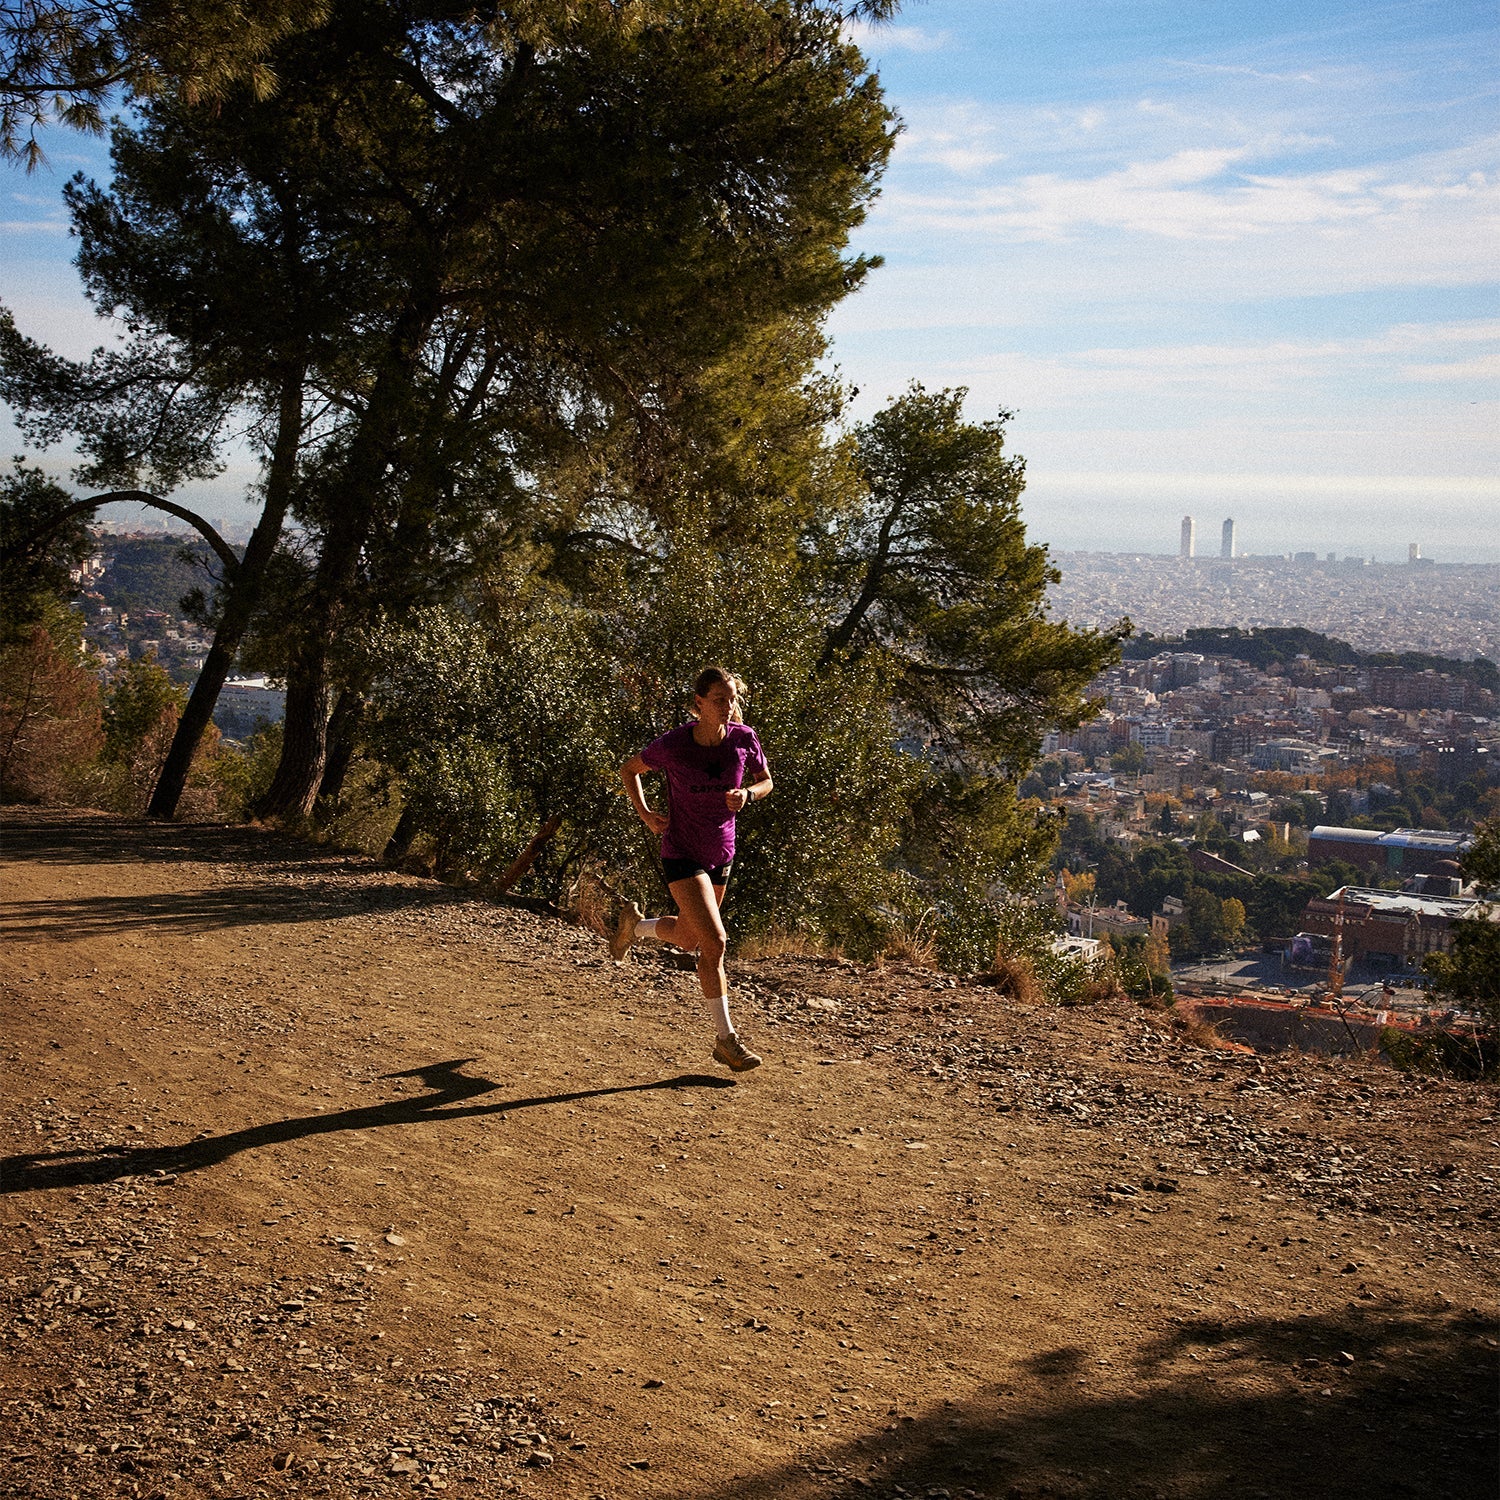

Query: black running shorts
661,856,733,886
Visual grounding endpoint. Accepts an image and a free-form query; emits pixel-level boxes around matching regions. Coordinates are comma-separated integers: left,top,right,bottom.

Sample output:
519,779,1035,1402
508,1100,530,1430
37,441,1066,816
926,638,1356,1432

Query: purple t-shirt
640,722,768,867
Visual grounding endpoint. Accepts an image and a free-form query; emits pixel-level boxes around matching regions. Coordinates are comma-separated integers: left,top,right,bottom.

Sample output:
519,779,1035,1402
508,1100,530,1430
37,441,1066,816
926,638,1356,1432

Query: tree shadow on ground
0,807,352,868
690,1304,1497,1500
1,880,454,938
1,806,461,935
1,1059,735,1194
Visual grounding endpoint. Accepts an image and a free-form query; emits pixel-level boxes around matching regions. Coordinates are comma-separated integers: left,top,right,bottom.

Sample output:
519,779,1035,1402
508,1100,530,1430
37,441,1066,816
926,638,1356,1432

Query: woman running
611,666,772,1073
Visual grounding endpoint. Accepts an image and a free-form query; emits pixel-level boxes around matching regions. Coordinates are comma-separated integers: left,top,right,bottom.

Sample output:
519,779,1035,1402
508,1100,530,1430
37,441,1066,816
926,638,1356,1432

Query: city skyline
85,497,1487,574
1167,511,1446,566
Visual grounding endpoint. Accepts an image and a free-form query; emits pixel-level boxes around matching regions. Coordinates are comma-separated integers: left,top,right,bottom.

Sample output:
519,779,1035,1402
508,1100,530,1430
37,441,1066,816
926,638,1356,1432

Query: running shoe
712,1033,762,1072
609,900,643,961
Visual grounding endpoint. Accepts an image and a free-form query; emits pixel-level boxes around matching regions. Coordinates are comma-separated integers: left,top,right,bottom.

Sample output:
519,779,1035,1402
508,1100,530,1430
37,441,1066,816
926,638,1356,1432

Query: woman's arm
621,752,670,836
728,763,772,814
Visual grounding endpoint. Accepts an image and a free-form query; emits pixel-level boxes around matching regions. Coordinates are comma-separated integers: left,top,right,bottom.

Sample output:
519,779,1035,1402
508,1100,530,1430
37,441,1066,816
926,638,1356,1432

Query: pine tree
4,1,898,820
1,0,329,167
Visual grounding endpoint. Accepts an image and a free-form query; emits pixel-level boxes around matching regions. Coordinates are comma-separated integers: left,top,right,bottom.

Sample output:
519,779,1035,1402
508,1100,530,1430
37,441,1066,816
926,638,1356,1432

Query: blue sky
3,0,1497,560
837,0,1499,562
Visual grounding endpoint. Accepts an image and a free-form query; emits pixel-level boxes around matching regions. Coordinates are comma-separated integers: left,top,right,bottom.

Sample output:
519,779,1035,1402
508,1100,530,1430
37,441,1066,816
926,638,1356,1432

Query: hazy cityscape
95,504,1500,666
1047,530,1500,664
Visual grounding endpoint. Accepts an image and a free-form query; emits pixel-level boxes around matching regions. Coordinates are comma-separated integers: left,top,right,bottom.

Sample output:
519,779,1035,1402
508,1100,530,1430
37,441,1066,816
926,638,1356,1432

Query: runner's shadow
0,1060,735,1194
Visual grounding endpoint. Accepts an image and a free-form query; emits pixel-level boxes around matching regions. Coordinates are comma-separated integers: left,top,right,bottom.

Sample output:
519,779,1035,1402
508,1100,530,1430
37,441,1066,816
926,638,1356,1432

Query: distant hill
90,532,234,618
1123,625,1498,690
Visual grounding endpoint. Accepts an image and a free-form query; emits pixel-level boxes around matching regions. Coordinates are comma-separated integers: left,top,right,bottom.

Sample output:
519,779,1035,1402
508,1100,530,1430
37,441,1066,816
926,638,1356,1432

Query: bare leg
644,913,683,945
664,877,759,1070
620,878,756,1069
666,874,729,1005
635,882,726,954
608,875,720,962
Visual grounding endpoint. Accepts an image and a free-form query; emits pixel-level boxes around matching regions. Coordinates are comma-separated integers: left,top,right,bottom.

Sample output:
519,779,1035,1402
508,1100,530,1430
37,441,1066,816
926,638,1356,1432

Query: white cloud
831,314,1500,410
942,326,1500,419
1005,409,1500,513
1050,320,1500,384
1381,319,1500,347
1163,60,1319,85
0,284,124,361
878,148,1499,245
892,101,1005,175
858,85,1500,303
1115,146,1255,189
826,318,1499,512
1036,470,1500,500
838,147,1498,318
1402,353,1500,381
845,20,951,54
5,189,70,208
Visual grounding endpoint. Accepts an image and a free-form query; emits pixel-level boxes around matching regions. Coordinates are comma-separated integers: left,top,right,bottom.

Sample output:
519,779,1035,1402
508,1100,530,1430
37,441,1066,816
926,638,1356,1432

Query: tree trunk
256,651,334,821
22,491,239,575
496,814,564,892
148,371,304,819
252,480,378,821
254,295,440,822
314,689,364,810
382,803,419,864
817,499,901,670
251,488,370,822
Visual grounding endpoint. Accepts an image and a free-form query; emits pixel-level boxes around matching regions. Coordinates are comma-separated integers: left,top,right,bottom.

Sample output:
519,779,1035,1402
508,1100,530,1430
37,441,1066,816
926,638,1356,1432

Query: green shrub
215,721,284,820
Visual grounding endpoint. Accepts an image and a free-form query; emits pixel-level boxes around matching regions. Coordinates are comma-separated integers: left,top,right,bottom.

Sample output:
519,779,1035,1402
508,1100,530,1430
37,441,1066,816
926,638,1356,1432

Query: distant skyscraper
1180,515,1195,558
1221,518,1235,559
1408,543,1421,563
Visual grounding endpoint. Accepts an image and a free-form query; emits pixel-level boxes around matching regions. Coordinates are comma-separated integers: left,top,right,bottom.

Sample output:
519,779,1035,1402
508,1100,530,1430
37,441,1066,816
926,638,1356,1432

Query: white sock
707,993,734,1041
634,918,662,940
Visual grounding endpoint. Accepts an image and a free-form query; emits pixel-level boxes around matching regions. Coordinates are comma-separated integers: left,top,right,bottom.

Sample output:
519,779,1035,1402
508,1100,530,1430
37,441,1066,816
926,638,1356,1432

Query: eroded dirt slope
2,808,1496,1500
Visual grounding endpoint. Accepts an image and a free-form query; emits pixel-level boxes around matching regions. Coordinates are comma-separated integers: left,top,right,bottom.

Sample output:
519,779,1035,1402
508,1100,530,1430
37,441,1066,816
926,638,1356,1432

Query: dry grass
987,949,1046,1006
736,926,844,963
879,909,939,967
1067,971,1126,1007
571,867,623,941
1166,1005,1242,1053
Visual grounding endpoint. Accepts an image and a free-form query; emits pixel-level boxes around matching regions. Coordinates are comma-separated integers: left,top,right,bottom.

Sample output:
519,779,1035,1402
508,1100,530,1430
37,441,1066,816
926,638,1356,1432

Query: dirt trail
2,808,1496,1500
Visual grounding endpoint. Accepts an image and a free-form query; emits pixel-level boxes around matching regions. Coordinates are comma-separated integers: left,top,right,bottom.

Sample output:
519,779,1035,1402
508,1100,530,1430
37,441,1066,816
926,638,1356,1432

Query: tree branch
20,491,239,575
560,529,650,558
